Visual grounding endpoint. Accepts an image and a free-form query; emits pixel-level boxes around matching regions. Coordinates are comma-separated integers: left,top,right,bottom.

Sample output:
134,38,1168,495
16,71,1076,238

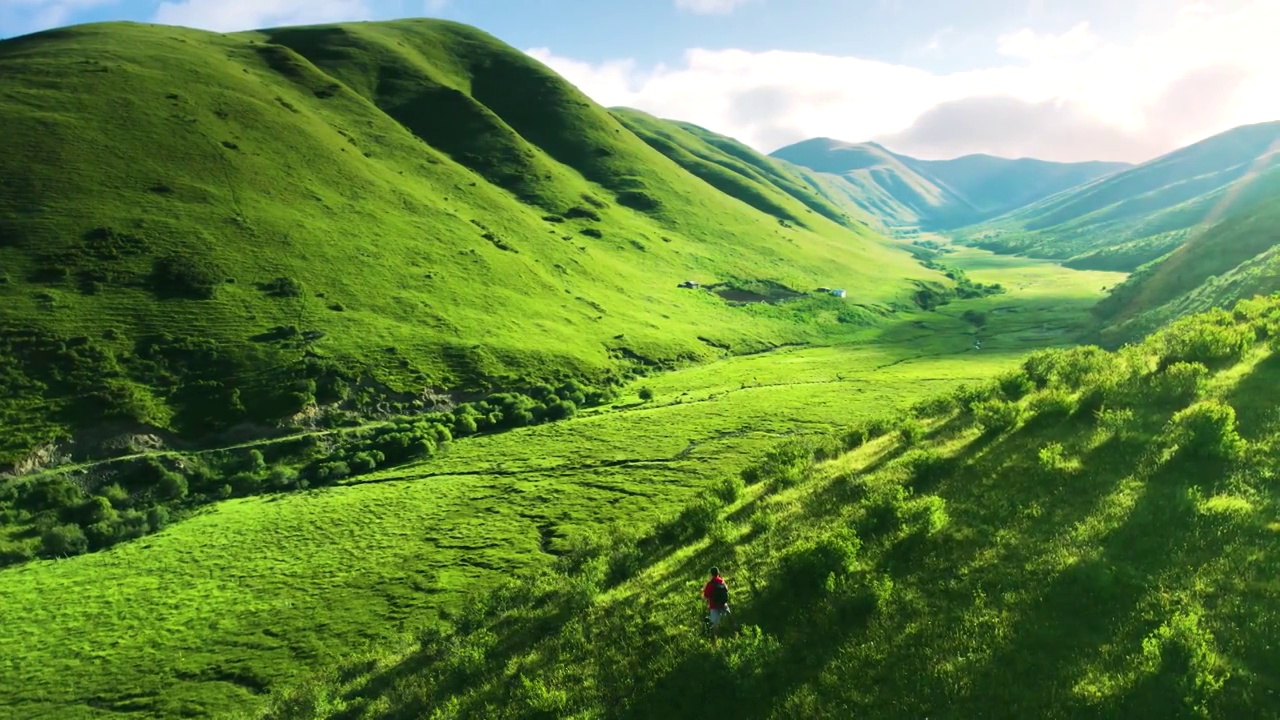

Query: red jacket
702,575,728,609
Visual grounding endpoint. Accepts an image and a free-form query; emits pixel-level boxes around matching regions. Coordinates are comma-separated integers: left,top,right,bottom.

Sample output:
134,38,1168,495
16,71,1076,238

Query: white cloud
0,0,117,35
527,0,1280,162
997,21,1099,61
152,0,374,33
674,0,755,16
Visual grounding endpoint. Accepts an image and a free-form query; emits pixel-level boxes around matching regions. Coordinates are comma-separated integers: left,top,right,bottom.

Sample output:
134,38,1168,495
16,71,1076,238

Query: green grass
0,18,934,466
248,295,1280,719
0,249,1120,719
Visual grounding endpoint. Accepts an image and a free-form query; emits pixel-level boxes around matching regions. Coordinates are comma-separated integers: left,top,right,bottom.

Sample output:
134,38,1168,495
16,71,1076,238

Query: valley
0,10,1277,720
0,248,1121,719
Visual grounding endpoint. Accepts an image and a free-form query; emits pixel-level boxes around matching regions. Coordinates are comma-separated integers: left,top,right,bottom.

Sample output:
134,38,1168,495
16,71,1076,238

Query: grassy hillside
251,295,1280,719
0,19,935,468
0,251,1125,719
960,122,1280,271
1092,196,1280,344
769,138,1127,232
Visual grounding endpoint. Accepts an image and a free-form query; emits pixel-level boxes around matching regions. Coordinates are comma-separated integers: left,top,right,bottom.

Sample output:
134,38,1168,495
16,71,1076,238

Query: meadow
0,250,1123,719
251,293,1280,720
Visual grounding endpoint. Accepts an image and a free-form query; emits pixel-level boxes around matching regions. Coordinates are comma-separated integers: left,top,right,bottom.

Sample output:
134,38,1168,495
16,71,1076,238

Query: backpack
710,577,729,606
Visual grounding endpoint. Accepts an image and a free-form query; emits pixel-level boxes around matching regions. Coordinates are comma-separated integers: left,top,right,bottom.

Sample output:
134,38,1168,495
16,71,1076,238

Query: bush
41,523,88,557
1166,401,1246,461
714,475,745,504
158,470,188,500
150,255,223,299
741,439,815,488
1030,389,1077,421
900,495,949,536
261,276,305,298
1037,442,1073,477
996,370,1035,401
657,498,720,544
315,461,351,483
973,399,1022,434
777,531,860,597
1148,362,1209,405
1152,309,1256,369
897,417,925,446
638,387,654,402
905,449,954,489
349,451,382,475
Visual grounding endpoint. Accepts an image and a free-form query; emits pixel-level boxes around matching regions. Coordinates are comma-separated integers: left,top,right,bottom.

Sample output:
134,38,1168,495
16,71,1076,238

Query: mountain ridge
0,18,939,466
770,137,1130,231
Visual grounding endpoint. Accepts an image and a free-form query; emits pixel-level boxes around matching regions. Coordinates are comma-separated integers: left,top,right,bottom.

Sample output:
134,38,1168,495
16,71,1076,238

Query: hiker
702,566,731,645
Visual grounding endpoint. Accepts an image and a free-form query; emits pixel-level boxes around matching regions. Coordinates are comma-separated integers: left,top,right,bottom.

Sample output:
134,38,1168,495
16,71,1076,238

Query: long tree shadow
933,450,1227,718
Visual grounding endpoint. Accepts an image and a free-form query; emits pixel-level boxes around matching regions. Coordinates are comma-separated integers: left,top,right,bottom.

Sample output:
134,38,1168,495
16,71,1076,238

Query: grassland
249,294,1280,720
0,250,1122,719
0,18,934,467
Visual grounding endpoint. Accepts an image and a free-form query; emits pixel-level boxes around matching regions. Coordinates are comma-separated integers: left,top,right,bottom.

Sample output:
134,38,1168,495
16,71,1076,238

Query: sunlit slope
612,111,878,230
770,137,1128,231
1094,194,1280,344
255,297,1280,719
961,121,1280,270
0,19,933,463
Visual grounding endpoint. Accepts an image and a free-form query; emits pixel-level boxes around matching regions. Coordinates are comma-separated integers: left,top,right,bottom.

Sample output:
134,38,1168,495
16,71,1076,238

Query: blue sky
2,0,1276,161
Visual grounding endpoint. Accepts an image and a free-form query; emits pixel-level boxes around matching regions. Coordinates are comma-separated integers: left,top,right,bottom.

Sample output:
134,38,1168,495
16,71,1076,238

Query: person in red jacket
702,566,732,645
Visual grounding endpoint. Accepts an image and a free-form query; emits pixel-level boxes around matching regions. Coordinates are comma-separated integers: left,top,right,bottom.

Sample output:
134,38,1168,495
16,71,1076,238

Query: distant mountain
958,121,1280,271
770,138,1129,231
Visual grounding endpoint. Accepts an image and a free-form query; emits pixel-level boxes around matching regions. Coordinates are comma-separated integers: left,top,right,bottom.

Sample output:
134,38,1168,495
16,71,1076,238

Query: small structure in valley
815,286,831,293
830,288,847,298
678,280,700,289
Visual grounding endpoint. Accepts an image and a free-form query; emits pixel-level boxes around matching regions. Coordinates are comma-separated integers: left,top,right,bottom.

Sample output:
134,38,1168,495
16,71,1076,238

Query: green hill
769,138,1128,231
252,296,1280,719
959,121,1280,270
1092,195,1280,344
0,19,937,468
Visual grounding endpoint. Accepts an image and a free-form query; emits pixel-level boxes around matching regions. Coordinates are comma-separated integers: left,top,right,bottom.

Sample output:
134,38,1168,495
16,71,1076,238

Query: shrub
952,382,997,413
261,276,305,298
315,461,351,483
657,498,720,544
900,495,949,536
714,475,745,504
777,531,860,597
150,255,223,299
158,470,188,500
349,452,380,475
1030,388,1077,421
1166,401,1246,461
909,393,957,419
905,449,954,489
41,524,88,557
146,506,170,530
741,439,815,488
897,417,925,446
1037,442,1073,477
638,387,654,402
1152,309,1255,369
996,370,1036,401
973,399,1022,434
1148,362,1209,405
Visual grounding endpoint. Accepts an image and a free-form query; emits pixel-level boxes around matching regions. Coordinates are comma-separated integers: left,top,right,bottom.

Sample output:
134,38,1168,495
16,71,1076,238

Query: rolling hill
0,19,940,468
957,121,1280,271
769,137,1128,231
1092,194,1280,344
